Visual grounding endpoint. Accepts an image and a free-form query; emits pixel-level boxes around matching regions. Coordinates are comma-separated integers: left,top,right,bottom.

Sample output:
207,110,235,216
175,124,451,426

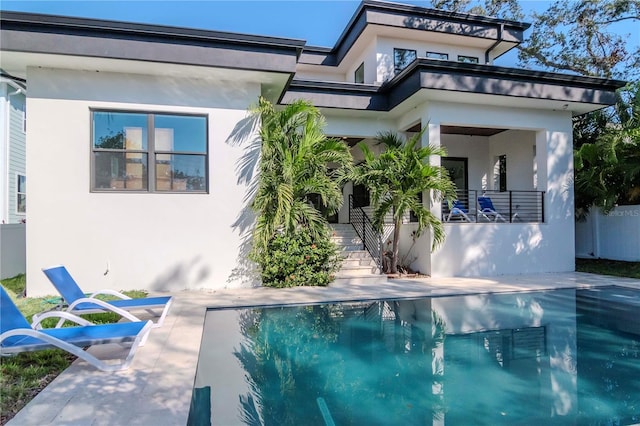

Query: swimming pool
189,286,640,425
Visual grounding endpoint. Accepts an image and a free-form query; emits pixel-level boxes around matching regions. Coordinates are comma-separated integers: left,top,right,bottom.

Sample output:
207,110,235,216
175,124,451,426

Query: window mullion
148,114,155,192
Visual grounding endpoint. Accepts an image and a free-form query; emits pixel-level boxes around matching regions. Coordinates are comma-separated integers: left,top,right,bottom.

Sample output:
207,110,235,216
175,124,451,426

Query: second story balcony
442,189,545,224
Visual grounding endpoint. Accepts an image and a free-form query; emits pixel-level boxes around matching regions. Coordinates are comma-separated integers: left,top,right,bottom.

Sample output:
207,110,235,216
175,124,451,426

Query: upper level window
354,62,365,84
427,52,448,60
394,48,417,74
458,55,479,64
92,111,208,192
16,174,26,213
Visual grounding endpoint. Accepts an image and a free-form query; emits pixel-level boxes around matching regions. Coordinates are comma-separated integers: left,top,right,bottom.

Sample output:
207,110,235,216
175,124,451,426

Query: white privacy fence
575,205,640,262
0,223,26,279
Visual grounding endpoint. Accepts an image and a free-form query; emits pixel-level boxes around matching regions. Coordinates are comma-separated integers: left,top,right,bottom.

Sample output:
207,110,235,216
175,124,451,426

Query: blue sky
1,1,637,70
0,1,551,47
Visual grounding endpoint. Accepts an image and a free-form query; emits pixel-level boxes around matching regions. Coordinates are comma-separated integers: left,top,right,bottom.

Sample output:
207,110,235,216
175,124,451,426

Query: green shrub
254,230,341,288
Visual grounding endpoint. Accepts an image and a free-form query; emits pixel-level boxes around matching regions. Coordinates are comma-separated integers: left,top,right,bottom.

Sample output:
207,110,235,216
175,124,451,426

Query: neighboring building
0,1,625,296
0,73,26,224
0,73,27,280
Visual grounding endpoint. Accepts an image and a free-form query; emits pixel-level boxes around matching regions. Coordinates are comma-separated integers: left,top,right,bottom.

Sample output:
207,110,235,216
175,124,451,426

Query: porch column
534,130,548,194
426,120,442,221
421,119,442,277
339,181,353,224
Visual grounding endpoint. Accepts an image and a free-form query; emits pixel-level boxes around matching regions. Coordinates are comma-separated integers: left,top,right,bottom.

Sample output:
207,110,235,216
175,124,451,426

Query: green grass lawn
0,274,147,425
576,258,640,279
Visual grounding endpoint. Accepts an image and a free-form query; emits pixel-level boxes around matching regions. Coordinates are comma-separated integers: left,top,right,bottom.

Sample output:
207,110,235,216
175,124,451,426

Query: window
427,51,448,60
394,48,417,74
442,157,469,206
16,174,26,213
92,111,208,192
352,184,370,208
498,155,507,192
458,55,479,64
354,62,365,84
442,158,469,192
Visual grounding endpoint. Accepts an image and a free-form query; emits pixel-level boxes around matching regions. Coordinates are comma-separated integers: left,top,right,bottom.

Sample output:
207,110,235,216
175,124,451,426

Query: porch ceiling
408,123,508,136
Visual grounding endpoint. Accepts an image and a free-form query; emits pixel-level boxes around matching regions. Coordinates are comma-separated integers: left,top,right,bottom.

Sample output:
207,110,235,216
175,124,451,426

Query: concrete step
330,230,360,238
331,237,363,247
338,264,380,275
337,244,366,252
331,230,360,237
341,250,373,259
331,274,388,286
329,225,357,233
330,224,356,229
341,257,377,268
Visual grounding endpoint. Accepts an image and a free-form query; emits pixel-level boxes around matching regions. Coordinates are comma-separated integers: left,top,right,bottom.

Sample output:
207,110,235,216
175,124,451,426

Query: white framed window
458,55,479,64
354,62,365,83
91,110,208,193
16,174,26,213
427,51,448,60
394,48,417,74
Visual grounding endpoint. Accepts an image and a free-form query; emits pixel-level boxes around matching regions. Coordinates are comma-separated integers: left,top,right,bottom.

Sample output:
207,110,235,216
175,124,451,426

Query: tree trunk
391,218,402,274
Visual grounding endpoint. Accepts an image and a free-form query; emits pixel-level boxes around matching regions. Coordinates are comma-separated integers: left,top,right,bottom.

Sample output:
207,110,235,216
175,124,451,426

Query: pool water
189,287,640,425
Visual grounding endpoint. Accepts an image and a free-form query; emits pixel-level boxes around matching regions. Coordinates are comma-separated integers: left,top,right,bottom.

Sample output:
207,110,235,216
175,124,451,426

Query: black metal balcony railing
442,190,545,223
348,195,383,270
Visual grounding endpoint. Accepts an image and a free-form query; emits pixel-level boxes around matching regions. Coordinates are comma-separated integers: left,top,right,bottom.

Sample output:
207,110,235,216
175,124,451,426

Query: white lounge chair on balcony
446,200,471,222
477,196,506,222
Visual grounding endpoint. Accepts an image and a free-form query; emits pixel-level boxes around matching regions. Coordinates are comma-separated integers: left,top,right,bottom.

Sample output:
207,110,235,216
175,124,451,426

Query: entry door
442,157,468,201
308,194,339,223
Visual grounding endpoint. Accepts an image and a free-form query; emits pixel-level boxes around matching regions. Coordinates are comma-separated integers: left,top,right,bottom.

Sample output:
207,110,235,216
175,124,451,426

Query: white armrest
67,297,141,323
32,311,95,329
87,289,131,300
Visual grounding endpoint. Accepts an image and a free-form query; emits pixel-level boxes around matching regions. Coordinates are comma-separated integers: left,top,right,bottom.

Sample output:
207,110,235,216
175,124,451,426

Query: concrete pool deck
7,272,640,425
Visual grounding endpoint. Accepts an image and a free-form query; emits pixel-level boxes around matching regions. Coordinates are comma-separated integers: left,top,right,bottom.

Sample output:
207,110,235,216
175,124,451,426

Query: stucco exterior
25,68,261,295
0,1,625,295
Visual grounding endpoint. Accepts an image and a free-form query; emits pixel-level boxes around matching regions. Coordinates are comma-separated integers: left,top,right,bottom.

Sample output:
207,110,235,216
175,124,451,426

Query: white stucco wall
416,102,574,277
25,67,260,296
488,130,537,191
441,134,490,190
376,37,487,82
323,99,574,278
346,38,378,84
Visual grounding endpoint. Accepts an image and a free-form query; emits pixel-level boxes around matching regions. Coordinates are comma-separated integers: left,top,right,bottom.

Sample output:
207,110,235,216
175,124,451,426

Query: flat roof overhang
299,0,530,67
0,11,305,100
283,59,627,117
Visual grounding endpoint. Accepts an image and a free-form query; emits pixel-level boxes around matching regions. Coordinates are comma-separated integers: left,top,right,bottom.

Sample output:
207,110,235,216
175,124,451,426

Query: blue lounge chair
42,265,173,328
477,196,506,222
1,286,152,371
446,200,471,222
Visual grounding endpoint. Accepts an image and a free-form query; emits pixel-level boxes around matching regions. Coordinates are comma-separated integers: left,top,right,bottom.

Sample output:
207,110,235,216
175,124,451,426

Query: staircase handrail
348,195,383,272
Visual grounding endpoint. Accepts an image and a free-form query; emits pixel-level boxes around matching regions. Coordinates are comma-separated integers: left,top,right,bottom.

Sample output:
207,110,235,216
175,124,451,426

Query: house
0,1,625,296
0,72,27,279
0,72,26,225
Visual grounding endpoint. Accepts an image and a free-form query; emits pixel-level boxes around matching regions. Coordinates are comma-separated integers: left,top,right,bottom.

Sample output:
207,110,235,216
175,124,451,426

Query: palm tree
574,83,640,216
353,130,457,274
251,97,352,255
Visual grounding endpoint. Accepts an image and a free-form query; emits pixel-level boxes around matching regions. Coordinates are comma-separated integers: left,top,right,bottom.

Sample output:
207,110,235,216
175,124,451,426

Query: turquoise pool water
189,287,640,425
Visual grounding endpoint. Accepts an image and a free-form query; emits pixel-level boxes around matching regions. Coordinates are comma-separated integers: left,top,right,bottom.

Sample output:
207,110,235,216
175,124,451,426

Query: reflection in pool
189,287,640,425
